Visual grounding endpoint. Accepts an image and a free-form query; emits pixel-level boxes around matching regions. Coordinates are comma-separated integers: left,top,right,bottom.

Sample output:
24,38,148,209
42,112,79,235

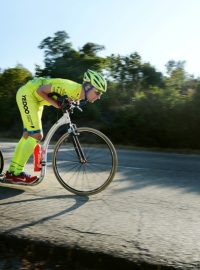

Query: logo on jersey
21,95,35,128
22,95,30,114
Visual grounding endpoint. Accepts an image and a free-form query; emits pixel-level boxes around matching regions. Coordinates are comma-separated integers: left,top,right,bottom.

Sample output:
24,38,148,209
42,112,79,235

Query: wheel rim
53,128,117,195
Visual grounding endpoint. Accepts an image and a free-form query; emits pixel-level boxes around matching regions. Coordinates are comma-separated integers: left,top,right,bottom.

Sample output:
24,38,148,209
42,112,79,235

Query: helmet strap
83,83,94,100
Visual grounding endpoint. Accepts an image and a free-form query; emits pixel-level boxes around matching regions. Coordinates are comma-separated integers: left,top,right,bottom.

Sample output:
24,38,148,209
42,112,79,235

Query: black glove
57,96,72,111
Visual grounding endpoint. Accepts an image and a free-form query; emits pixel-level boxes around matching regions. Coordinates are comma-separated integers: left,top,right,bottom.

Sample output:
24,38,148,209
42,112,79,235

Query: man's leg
8,136,26,173
6,88,43,183
13,135,38,176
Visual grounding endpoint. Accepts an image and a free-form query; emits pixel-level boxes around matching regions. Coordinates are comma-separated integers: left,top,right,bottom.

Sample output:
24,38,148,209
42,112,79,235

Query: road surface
0,142,200,269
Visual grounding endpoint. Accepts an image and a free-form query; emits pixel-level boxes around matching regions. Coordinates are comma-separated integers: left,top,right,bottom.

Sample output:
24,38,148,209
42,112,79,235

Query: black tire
0,150,4,174
52,127,117,196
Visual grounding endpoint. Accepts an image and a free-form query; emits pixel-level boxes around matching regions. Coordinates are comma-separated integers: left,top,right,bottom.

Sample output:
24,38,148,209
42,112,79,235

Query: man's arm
37,85,61,108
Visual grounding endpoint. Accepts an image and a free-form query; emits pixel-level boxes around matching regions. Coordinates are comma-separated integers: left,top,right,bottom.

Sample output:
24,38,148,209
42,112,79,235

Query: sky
1,0,200,77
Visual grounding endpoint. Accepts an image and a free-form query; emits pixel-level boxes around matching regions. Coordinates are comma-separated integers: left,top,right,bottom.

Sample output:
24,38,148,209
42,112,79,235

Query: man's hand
57,96,72,111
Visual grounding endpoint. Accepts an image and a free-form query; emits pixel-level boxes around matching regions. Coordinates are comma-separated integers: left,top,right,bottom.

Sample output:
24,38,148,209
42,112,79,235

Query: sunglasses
95,90,102,96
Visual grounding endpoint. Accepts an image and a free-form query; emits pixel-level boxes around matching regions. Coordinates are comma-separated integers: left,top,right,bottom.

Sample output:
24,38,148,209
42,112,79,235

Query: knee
23,131,29,139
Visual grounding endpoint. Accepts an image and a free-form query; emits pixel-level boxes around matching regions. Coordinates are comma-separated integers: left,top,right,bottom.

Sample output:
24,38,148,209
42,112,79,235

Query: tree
140,63,164,89
108,52,163,94
0,65,32,98
0,66,32,133
164,60,187,93
80,42,105,57
38,31,72,60
36,31,74,77
36,31,107,81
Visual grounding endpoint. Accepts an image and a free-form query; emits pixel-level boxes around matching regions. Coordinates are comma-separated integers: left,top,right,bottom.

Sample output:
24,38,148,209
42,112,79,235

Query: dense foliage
1,31,200,149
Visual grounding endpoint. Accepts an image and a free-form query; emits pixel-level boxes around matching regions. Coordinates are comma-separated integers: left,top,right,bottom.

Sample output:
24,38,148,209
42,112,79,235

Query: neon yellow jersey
24,77,82,106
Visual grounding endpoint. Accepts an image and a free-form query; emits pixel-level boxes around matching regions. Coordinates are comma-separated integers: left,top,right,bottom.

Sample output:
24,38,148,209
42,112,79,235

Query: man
5,69,107,184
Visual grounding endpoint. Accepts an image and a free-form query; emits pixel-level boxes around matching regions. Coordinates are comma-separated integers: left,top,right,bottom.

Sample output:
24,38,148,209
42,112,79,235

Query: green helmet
83,69,107,93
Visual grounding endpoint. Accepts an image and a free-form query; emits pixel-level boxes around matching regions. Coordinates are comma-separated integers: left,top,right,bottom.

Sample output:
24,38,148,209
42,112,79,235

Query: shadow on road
114,167,200,194
112,149,200,194
0,185,25,200
0,193,89,234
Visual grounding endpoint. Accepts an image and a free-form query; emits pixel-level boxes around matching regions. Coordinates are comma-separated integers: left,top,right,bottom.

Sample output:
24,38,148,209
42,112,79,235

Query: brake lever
71,102,83,112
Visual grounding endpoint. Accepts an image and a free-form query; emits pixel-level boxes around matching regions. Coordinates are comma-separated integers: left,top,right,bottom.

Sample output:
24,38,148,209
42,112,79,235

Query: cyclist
5,69,107,184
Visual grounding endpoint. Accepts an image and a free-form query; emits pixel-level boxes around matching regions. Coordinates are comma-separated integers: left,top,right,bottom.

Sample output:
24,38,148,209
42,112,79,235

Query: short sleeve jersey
26,77,82,106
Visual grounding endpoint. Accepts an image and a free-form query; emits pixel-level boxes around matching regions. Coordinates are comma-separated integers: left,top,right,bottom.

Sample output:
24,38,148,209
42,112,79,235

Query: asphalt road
0,142,200,269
